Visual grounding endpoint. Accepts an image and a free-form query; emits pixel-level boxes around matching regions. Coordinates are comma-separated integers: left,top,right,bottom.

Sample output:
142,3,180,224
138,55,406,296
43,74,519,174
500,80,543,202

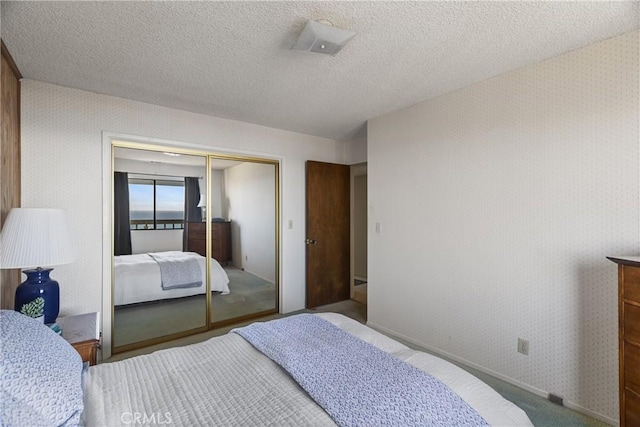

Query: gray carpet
211,267,276,322
113,266,275,347
113,294,207,347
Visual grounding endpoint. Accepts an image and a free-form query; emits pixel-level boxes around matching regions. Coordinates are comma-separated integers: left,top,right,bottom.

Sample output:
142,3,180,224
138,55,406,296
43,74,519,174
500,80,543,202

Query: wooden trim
113,324,210,355
209,308,279,330
608,257,640,268
1,39,22,79
620,265,626,427
1,40,21,310
71,339,100,366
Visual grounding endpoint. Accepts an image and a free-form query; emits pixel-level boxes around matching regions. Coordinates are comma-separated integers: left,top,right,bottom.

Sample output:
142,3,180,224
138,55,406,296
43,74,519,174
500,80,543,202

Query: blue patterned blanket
233,314,489,427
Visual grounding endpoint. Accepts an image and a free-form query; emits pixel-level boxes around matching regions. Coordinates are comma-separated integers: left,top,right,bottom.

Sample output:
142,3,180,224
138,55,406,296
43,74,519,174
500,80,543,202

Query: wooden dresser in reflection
185,221,231,265
608,256,640,427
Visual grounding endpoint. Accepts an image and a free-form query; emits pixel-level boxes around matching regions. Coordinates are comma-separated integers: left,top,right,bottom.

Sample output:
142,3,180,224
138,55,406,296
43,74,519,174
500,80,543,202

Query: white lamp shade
0,208,76,269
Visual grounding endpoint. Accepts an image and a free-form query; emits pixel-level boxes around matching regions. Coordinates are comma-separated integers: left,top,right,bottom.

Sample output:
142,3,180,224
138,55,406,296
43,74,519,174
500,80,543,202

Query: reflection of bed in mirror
114,251,230,306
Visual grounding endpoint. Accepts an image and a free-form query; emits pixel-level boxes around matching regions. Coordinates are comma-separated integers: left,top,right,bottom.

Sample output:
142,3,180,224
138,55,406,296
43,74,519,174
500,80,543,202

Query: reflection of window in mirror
114,147,206,255
129,178,185,230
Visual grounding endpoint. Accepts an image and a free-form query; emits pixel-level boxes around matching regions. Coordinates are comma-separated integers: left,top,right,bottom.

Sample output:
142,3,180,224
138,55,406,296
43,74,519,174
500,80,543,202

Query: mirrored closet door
112,146,208,351
205,156,278,325
112,143,280,353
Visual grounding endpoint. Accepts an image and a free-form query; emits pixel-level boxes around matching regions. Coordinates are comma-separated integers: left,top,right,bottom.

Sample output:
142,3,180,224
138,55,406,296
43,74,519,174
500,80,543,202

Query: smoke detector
291,20,356,56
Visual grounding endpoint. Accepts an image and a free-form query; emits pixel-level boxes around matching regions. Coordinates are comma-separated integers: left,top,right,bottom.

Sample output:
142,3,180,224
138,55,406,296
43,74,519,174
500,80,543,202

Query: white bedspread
113,251,230,306
83,313,533,427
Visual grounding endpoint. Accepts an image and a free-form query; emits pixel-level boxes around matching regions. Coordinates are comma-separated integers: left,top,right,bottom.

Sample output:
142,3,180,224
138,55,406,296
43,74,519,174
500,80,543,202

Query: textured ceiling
2,1,638,140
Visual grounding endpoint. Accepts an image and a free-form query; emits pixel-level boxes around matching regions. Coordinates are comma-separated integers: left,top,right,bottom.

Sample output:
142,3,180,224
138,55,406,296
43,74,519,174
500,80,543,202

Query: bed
0,310,533,427
113,251,230,306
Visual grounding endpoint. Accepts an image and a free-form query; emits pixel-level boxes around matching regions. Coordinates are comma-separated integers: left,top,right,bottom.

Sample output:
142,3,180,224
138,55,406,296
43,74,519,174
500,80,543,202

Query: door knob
305,238,317,245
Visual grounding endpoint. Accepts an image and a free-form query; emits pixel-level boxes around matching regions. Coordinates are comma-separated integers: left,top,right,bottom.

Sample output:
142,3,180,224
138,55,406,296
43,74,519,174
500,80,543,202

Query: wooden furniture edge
71,338,100,366
608,257,640,268
1,39,23,79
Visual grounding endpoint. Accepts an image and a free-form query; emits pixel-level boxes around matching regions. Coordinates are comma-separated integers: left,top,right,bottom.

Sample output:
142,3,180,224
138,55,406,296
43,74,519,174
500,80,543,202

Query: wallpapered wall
368,30,639,423
20,80,346,355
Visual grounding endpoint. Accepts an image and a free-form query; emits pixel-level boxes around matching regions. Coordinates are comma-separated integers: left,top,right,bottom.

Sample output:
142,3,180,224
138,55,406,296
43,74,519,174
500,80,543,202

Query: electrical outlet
548,393,563,406
375,222,381,233
517,338,529,355
288,220,293,229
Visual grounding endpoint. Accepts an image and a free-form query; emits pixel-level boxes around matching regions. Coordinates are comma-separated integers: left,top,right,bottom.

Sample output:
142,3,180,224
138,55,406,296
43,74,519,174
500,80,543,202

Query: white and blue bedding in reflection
114,251,230,305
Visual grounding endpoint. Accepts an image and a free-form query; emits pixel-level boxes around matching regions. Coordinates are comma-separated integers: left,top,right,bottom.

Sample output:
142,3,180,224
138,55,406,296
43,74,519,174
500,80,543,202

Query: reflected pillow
0,310,84,426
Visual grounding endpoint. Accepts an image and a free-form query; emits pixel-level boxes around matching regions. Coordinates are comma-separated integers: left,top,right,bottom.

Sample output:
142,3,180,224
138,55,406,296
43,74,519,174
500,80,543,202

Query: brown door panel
306,161,350,308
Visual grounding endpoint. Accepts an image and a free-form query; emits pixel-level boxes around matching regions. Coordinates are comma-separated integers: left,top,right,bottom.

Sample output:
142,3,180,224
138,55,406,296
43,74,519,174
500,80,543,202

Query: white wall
368,30,638,423
353,173,367,279
209,169,224,219
20,80,346,354
225,162,276,283
345,136,367,165
130,230,182,254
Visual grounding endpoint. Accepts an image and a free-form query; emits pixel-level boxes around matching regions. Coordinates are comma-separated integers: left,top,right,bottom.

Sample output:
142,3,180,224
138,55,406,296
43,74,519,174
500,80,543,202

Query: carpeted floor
113,294,207,347
211,266,275,322
113,266,275,347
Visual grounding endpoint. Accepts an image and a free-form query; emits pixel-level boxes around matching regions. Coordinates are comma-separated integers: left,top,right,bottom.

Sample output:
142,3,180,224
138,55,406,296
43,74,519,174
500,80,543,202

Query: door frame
350,162,367,301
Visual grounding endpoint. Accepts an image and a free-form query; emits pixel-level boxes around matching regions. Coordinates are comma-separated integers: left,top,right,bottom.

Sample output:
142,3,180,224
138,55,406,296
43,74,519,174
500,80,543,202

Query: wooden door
306,161,350,308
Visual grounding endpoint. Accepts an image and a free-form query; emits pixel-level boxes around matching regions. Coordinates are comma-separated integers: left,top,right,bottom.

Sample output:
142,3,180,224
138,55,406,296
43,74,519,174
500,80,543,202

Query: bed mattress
113,251,230,306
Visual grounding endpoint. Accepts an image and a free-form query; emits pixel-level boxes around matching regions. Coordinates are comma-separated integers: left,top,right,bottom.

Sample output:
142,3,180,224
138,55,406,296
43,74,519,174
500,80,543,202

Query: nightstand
57,312,100,365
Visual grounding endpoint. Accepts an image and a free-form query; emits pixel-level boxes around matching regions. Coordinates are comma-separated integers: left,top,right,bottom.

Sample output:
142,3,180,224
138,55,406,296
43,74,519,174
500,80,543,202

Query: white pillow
1,310,84,426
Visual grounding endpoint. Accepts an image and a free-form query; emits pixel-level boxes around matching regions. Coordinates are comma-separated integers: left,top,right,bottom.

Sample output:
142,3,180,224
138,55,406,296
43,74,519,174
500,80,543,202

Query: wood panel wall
1,40,22,309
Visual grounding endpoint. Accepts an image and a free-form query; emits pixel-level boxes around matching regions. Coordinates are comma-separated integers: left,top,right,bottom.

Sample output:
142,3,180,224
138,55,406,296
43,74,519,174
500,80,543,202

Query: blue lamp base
14,268,60,324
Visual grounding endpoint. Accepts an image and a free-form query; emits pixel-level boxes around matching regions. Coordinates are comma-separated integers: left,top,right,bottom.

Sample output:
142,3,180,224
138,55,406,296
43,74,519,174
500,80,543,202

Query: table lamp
0,208,76,323
197,193,206,221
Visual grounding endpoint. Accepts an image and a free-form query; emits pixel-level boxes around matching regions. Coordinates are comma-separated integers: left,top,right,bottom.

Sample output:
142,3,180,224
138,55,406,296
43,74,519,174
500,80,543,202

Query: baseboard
365,321,617,426
562,401,617,426
242,268,275,285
